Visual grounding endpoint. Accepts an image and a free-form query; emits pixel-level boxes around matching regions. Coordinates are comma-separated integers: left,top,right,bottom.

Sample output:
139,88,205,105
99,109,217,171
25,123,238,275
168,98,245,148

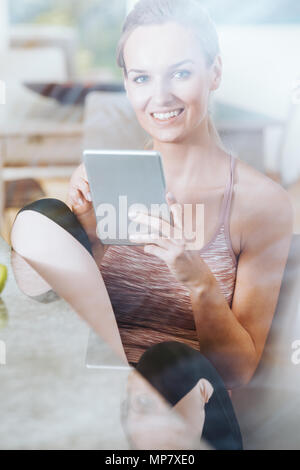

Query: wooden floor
2,175,300,245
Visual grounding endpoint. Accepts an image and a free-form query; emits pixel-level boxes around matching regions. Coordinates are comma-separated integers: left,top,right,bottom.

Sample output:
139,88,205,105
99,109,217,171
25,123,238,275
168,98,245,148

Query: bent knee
11,198,92,256
11,198,69,250
17,198,71,221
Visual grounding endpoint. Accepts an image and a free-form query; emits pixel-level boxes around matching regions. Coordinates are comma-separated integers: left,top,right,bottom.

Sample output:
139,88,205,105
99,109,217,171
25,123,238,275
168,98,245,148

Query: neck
152,118,224,194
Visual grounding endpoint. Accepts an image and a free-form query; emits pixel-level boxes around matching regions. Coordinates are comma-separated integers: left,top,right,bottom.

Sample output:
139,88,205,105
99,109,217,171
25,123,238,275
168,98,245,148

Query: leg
135,341,243,450
11,198,92,302
10,198,128,365
11,247,60,303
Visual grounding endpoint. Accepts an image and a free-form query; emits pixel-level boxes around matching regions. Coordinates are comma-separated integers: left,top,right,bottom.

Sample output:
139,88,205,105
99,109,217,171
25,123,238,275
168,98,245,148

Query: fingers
166,192,183,231
77,177,92,202
68,175,92,211
128,208,186,245
66,164,94,222
69,188,86,208
81,163,88,181
144,243,168,260
129,212,173,239
129,232,172,249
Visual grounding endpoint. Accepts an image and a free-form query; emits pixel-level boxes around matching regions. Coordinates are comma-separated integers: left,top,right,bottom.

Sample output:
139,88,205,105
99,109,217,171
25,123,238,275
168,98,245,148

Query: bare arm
66,163,109,270
189,183,294,389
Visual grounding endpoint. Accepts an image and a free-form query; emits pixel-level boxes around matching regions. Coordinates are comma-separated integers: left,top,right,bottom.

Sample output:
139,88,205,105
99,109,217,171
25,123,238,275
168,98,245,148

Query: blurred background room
0,0,300,242
0,0,300,451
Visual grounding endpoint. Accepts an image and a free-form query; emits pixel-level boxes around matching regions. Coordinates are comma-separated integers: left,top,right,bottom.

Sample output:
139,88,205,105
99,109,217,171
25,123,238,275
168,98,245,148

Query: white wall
0,0,8,54
214,25,300,183
215,25,300,121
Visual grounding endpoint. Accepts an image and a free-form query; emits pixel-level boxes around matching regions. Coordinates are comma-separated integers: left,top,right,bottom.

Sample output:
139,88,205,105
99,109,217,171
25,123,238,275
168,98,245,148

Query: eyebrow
128,59,195,75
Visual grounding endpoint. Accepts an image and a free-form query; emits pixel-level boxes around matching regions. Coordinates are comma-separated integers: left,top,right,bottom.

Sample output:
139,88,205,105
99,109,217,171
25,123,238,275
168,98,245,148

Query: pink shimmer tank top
100,154,238,366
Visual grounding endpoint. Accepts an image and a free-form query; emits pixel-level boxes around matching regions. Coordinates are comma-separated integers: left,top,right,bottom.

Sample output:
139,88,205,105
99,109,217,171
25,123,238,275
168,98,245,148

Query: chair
231,234,300,449
83,91,150,151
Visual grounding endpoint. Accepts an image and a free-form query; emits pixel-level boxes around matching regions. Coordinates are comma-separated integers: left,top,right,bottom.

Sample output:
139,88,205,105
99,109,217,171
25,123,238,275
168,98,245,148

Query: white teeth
153,109,182,120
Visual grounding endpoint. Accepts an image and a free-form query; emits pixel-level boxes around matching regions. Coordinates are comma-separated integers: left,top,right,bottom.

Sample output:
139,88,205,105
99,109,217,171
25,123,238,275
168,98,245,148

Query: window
8,0,300,80
9,0,128,79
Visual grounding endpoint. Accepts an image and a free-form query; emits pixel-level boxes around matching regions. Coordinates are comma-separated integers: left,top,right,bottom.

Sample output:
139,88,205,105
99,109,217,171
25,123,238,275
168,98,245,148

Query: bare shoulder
233,158,294,250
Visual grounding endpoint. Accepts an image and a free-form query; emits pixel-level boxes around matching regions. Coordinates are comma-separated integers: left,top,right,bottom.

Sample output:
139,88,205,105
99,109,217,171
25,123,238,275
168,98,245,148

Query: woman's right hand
67,163,105,250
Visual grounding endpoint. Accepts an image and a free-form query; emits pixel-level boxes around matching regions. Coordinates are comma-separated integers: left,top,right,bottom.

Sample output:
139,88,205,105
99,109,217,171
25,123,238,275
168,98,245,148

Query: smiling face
123,21,221,145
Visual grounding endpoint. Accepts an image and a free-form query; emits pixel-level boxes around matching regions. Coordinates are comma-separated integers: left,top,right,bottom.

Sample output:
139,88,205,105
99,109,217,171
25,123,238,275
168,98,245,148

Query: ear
209,54,222,91
198,378,214,403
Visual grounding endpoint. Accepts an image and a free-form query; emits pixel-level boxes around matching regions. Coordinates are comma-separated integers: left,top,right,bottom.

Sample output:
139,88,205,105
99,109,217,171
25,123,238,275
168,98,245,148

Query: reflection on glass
120,369,209,450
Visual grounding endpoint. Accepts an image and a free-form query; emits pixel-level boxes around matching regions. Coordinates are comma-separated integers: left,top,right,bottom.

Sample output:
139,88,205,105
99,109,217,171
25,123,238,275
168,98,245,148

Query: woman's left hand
128,192,212,292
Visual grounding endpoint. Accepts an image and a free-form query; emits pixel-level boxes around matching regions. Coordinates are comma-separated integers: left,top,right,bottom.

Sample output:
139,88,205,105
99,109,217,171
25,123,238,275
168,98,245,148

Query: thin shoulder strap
220,153,236,225
223,154,236,223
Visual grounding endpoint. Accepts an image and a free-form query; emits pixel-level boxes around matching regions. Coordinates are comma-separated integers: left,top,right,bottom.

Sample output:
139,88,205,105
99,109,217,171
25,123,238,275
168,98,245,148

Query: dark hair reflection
121,341,243,450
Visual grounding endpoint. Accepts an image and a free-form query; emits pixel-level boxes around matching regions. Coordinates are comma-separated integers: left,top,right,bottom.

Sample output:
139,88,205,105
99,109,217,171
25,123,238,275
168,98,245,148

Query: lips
150,108,185,124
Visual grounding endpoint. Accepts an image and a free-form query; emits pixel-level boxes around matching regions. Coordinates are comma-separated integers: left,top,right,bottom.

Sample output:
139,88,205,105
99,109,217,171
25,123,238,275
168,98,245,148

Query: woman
10,0,293,449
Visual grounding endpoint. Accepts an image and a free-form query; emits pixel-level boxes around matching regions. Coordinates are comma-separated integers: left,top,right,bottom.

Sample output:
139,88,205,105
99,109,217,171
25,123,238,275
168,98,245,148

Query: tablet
85,328,132,370
83,149,171,245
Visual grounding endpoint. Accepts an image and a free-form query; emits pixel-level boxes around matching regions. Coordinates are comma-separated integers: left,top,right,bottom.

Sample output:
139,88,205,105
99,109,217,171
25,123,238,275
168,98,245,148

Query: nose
152,78,174,107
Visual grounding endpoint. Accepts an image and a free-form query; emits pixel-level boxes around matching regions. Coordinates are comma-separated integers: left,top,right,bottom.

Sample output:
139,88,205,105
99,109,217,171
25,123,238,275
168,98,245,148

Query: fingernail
87,192,92,202
77,198,84,206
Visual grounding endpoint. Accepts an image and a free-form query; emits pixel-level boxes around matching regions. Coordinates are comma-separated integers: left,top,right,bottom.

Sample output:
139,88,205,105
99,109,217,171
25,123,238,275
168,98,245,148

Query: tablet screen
83,150,171,245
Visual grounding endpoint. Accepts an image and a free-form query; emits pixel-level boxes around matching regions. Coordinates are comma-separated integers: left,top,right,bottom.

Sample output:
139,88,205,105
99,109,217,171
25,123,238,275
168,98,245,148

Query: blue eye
133,70,191,84
133,75,149,84
173,70,191,79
